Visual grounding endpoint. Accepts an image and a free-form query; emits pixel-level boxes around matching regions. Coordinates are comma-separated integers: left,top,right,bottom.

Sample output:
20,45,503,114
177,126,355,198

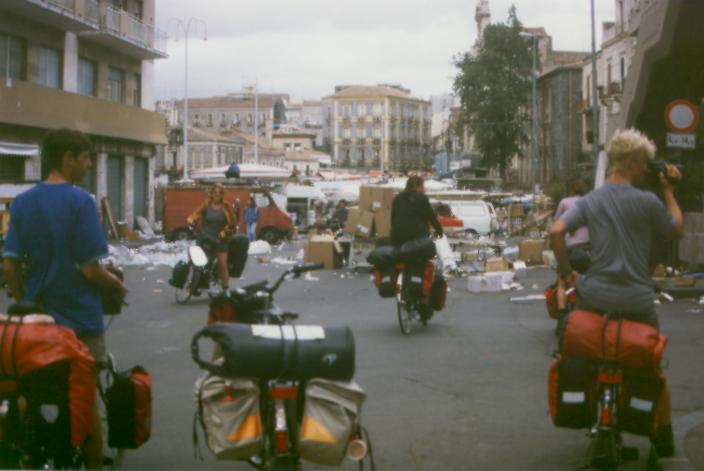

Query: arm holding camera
659,163,684,240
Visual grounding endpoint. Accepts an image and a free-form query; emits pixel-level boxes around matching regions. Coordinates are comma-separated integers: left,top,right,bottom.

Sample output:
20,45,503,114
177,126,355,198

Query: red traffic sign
664,99,699,133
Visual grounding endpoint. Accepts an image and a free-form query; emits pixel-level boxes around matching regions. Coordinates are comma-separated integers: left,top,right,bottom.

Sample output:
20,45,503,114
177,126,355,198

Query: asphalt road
2,242,703,471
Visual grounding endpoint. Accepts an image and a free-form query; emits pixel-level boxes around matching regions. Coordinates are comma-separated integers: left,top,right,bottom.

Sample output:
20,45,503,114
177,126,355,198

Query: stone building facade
0,0,167,228
322,85,432,173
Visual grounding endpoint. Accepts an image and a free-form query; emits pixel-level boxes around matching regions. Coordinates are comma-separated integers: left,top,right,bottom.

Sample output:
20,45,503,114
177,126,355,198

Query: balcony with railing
0,0,100,31
80,5,167,60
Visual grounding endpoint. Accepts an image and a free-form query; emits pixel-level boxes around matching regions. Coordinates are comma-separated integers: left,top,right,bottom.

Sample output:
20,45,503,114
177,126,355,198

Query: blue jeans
247,223,257,242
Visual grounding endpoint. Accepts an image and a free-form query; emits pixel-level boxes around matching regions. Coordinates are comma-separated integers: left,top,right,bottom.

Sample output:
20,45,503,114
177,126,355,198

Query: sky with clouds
154,0,615,102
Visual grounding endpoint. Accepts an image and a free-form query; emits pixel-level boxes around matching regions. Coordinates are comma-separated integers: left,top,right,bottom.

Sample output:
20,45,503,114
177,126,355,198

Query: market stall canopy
190,163,291,181
0,142,39,157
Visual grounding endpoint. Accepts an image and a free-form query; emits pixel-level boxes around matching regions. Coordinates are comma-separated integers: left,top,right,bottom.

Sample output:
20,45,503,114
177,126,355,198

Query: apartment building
322,85,432,173
172,93,287,145
0,0,167,228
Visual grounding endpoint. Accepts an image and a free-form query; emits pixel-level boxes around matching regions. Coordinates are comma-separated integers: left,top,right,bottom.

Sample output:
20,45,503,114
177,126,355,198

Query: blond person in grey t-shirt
549,128,683,457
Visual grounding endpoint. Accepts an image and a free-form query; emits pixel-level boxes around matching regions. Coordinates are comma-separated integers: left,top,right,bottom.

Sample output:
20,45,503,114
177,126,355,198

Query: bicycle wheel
396,293,413,335
175,264,199,304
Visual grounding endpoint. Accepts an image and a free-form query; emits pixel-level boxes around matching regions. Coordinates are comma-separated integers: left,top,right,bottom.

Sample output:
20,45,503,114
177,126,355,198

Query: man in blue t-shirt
549,128,683,458
3,128,127,468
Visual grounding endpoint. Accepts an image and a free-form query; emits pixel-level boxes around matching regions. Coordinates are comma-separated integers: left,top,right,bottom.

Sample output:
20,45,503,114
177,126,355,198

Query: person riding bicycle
186,183,237,291
390,176,443,320
2,128,127,469
549,128,684,457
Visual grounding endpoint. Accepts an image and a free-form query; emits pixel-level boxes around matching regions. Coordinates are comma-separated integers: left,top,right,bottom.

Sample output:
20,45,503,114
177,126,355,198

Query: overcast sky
154,0,615,102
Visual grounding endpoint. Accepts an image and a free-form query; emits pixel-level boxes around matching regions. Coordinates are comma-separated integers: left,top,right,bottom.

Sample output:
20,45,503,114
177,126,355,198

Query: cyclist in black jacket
390,175,443,246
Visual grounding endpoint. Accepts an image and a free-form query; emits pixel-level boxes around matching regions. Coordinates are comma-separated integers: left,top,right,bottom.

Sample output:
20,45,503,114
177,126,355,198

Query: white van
449,201,497,235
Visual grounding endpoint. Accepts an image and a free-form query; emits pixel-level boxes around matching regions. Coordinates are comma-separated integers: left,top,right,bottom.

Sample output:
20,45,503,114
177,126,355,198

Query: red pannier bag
105,366,152,449
208,296,237,325
544,284,577,319
373,264,403,298
404,261,435,298
548,357,597,429
560,310,667,368
0,315,96,448
429,275,448,311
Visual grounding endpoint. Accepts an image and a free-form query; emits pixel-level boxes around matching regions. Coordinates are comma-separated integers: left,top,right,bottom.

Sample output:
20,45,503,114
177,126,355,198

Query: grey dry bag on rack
299,379,366,466
193,374,263,460
191,323,355,381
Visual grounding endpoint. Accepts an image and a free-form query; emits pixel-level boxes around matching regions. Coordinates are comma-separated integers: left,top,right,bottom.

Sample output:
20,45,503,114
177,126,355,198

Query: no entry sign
664,99,699,133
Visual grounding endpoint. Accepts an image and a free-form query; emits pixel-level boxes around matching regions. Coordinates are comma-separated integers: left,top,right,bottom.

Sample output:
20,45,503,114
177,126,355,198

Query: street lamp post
530,34,538,206
168,18,207,181
520,31,539,206
590,0,599,168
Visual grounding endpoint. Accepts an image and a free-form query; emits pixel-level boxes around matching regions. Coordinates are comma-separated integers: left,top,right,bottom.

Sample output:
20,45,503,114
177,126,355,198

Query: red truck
162,184,293,243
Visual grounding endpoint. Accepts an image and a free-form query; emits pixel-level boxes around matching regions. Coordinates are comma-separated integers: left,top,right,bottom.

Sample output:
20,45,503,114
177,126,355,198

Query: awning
0,142,39,157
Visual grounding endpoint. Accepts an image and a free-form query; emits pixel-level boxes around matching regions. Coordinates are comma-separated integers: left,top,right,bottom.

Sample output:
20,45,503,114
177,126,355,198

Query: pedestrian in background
554,178,590,253
244,197,260,242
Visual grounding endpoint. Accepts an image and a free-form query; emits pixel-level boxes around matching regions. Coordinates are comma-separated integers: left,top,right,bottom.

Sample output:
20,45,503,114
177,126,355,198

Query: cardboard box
304,236,343,269
373,210,392,238
344,207,362,234
542,250,556,267
358,186,374,212
485,257,510,272
509,204,525,217
355,211,375,238
467,273,503,293
519,239,547,265
370,187,396,211
512,260,527,279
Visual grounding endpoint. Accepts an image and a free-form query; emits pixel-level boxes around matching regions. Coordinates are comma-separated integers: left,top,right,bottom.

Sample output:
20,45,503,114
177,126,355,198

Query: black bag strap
0,319,12,377
190,328,225,377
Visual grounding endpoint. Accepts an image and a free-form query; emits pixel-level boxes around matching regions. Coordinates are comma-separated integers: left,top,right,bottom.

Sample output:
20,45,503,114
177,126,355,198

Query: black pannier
619,368,665,436
169,261,189,288
191,323,355,381
548,357,596,429
228,235,250,278
374,265,399,298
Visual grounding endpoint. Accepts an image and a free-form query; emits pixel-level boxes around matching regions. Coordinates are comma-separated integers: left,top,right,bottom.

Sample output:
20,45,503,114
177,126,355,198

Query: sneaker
651,425,675,458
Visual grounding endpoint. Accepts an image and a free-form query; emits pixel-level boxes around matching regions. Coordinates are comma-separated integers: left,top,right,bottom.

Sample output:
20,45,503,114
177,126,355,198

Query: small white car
449,201,497,235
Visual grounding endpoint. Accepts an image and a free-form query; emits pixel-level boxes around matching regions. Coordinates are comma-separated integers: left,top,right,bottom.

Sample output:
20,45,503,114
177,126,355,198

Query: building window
247,114,253,125
234,113,240,125
0,159,24,181
207,114,213,127
107,66,125,103
620,56,626,90
37,47,61,89
78,58,96,96
0,34,26,81
132,73,141,107
132,0,143,19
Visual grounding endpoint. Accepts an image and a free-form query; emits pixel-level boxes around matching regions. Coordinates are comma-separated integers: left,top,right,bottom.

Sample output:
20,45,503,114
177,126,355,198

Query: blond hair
606,128,656,173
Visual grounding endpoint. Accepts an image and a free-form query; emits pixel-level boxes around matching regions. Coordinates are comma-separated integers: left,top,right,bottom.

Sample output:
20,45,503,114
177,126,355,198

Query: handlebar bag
192,324,355,381
169,261,189,289
194,374,262,460
548,357,597,429
105,366,152,449
560,310,667,368
299,379,366,466
0,317,95,448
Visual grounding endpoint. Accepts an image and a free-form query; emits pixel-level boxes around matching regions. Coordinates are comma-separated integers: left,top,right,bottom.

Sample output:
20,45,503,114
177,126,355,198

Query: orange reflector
227,415,261,443
276,430,289,452
270,387,297,400
301,416,337,443
598,371,622,385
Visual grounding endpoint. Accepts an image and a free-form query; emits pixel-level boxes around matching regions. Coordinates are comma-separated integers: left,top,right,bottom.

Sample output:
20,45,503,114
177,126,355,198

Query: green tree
453,6,534,177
